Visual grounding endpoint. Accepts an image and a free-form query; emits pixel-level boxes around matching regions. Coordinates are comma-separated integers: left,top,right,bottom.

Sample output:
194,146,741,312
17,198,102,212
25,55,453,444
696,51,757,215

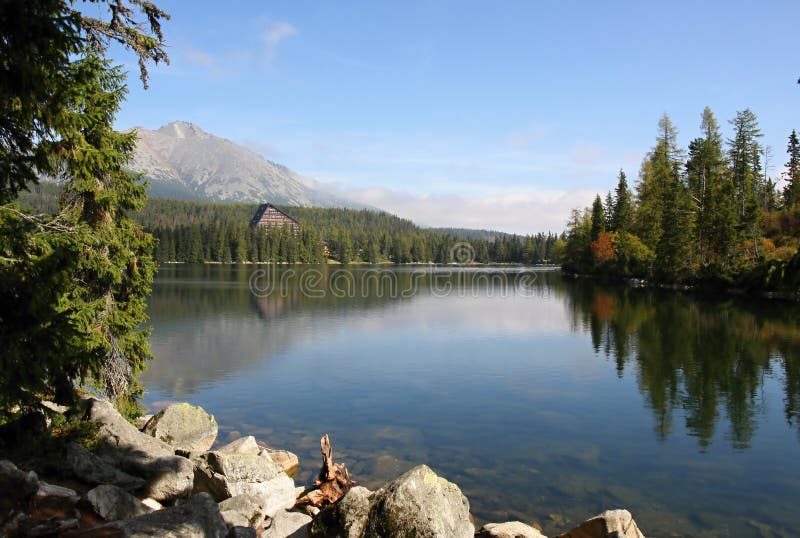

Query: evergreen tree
611,169,632,232
604,191,615,231
635,114,682,250
783,130,800,208
590,195,606,240
728,109,763,258
0,0,168,410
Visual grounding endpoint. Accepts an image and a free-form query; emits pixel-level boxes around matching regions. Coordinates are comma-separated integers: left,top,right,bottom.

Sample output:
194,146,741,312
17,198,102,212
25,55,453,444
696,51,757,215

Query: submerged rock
84,397,194,502
310,485,372,538
478,521,548,538
362,465,473,538
555,509,645,538
144,402,218,452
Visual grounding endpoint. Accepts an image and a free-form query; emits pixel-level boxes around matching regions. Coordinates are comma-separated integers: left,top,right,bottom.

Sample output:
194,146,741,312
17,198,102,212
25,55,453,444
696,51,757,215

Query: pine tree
783,130,800,208
590,195,606,240
0,1,168,411
611,169,632,232
728,109,763,258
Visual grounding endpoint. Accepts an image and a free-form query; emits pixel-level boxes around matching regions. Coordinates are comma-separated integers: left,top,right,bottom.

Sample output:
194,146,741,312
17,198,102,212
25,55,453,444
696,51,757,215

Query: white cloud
338,185,597,234
182,20,297,74
260,21,297,66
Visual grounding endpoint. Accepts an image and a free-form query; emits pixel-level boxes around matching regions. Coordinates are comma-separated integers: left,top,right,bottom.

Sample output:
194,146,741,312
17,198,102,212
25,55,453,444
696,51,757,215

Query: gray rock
65,442,146,491
478,521,548,538
264,510,312,538
88,492,229,537
143,402,218,452
310,486,372,538
84,397,194,502
0,460,40,516
193,451,296,517
261,448,299,478
555,509,645,538
228,527,258,538
217,436,261,455
36,482,77,499
86,484,153,521
363,465,472,538
219,494,266,528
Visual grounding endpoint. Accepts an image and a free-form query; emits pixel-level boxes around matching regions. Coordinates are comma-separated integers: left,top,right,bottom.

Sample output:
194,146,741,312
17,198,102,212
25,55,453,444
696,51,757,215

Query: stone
193,451,296,517
87,492,229,537
144,402,219,452
141,497,164,511
65,442,146,491
555,509,645,538
362,465,472,538
310,486,372,538
36,482,77,499
219,494,266,528
264,509,312,538
84,397,194,502
217,436,261,455
228,527,258,538
261,448,300,478
86,484,153,521
477,521,549,538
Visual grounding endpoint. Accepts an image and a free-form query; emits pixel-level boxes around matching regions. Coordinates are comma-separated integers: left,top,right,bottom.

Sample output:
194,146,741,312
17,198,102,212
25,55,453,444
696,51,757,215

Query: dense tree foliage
19,189,563,265
0,0,167,413
562,110,800,293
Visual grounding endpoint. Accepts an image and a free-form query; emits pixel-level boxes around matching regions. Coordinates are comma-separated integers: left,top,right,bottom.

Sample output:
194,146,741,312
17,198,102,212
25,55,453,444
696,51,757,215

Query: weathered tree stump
299,434,355,508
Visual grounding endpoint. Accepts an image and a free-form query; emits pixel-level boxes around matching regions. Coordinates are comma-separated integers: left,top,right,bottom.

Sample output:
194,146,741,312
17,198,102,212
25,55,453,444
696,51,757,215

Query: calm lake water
141,264,800,537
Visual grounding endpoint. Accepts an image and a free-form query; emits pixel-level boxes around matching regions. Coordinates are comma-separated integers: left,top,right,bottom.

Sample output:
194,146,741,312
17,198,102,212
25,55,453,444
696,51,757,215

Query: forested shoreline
562,109,800,295
18,184,562,265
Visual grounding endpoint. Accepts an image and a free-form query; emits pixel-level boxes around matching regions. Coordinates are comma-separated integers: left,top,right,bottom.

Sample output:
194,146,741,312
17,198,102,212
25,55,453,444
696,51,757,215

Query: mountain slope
128,121,356,207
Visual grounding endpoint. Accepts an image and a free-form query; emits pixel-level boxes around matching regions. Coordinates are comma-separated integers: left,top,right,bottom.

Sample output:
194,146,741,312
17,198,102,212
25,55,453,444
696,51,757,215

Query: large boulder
217,436,261,455
263,509,312,537
65,442,145,491
477,521,548,538
219,494,266,528
86,484,153,521
217,436,300,477
555,509,645,538
144,403,218,452
362,465,472,538
84,397,194,502
310,485,372,538
87,492,228,537
193,451,296,517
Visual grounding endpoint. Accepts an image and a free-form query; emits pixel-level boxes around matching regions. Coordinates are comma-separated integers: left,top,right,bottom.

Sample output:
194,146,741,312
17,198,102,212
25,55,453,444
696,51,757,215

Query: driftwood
299,434,355,508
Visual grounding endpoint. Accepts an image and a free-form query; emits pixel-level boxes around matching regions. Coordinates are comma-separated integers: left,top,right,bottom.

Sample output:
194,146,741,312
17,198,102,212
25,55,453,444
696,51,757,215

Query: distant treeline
562,109,800,293
18,185,562,264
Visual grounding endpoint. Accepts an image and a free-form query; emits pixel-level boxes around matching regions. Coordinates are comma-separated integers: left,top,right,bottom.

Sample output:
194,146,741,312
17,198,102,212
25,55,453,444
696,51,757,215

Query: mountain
127,121,358,207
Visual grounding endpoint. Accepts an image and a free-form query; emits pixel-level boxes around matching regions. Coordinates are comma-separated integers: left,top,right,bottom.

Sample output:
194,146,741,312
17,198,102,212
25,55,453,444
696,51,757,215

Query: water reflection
564,279,800,448
143,265,800,537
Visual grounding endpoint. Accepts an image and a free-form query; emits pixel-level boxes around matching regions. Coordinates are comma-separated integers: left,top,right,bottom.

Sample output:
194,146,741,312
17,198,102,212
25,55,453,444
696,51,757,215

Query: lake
141,264,800,537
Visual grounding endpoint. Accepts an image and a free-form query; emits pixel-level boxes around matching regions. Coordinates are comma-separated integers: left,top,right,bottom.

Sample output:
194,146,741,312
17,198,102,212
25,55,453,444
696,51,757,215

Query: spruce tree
590,195,605,240
611,169,632,232
0,1,168,411
783,130,800,208
728,109,763,258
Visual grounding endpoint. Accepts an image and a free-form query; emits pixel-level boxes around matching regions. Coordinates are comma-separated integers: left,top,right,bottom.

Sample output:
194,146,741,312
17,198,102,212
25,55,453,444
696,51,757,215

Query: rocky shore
0,399,646,537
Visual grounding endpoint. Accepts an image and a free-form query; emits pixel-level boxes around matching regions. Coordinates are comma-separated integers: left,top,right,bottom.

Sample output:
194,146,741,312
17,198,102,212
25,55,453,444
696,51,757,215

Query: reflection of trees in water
563,279,800,447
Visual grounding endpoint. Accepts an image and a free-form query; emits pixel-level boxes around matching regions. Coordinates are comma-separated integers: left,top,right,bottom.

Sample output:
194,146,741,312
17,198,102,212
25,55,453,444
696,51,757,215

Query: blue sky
111,1,799,233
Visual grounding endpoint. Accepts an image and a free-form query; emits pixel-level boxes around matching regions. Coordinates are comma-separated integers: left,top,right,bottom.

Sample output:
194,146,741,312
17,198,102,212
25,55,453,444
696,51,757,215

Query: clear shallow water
141,264,800,537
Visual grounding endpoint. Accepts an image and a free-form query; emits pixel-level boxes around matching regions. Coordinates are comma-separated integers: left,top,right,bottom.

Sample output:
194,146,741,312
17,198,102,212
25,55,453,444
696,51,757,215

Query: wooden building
250,203,301,234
